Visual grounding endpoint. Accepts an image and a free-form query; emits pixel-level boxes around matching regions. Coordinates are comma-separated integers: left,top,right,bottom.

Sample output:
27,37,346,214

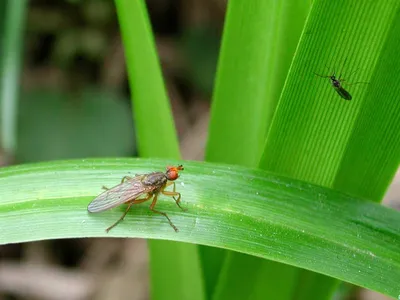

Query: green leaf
254,0,400,298
0,159,399,299
204,0,311,298
0,0,28,154
258,1,400,298
115,0,179,158
114,1,204,299
260,0,400,202
213,254,298,300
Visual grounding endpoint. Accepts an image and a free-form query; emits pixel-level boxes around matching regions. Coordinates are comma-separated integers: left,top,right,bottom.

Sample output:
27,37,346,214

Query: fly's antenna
314,62,332,78
314,72,330,78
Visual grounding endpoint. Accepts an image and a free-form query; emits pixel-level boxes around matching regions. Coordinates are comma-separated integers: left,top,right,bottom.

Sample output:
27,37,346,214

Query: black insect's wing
88,176,150,213
335,87,352,100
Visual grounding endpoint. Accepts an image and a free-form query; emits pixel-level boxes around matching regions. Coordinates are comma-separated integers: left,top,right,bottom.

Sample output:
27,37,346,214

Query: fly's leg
338,65,367,86
162,190,186,212
149,194,178,232
105,193,152,233
102,176,133,191
314,72,330,78
121,176,132,183
131,193,152,204
344,67,360,81
164,182,187,212
105,202,134,233
343,80,369,86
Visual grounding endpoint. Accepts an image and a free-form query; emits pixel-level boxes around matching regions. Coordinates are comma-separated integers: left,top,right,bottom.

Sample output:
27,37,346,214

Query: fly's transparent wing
88,177,149,212
336,87,352,100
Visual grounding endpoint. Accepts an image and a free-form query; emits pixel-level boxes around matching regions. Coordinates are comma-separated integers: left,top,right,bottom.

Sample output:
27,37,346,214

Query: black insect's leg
345,67,360,80
149,194,178,232
343,81,369,86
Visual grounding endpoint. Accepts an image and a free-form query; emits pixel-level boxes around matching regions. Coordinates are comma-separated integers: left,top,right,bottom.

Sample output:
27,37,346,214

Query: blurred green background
0,0,220,164
0,1,220,299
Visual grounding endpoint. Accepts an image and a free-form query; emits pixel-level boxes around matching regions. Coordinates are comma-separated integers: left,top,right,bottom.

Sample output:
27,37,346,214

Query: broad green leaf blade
0,0,27,154
333,17,400,200
260,0,400,202
259,1,400,298
205,0,311,298
114,1,203,299
115,0,179,158
206,0,303,168
0,159,399,298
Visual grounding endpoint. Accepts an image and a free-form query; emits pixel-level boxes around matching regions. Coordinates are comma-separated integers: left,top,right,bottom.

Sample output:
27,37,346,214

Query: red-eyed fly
87,165,186,233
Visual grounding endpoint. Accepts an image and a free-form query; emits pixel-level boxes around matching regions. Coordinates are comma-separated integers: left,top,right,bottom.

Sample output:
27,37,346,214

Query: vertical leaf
259,0,400,298
260,0,400,200
114,1,205,299
203,0,310,299
0,0,28,155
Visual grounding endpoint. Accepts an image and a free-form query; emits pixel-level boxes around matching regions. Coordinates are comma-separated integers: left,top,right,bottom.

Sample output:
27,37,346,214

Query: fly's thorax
142,172,167,188
330,76,341,88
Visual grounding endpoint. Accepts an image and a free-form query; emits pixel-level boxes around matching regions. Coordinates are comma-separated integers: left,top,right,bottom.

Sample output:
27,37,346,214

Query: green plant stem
0,0,27,155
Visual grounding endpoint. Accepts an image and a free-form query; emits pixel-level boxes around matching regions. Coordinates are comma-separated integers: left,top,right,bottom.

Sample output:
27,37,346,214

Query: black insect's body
314,72,352,101
314,57,370,101
328,75,352,100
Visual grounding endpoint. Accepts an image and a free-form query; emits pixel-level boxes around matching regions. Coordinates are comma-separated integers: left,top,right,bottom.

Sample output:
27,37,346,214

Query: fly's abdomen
335,87,352,100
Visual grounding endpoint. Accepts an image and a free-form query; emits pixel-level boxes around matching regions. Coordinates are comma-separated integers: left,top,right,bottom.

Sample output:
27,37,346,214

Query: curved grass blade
0,158,399,298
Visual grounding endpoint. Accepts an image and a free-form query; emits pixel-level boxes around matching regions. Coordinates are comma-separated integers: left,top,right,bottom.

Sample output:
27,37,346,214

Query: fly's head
329,75,341,88
166,165,184,181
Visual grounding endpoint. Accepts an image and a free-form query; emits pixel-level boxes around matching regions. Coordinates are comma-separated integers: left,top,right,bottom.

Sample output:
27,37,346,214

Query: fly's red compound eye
166,165,184,180
167,170,178,180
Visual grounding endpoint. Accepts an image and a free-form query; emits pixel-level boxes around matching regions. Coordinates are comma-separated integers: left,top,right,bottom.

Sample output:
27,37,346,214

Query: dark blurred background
4,0,224,165
0,0,223,299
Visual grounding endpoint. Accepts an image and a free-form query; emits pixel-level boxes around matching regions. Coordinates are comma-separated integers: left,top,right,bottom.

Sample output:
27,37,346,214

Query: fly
87,165,186,233
315,58,368,101
314,72,352,100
